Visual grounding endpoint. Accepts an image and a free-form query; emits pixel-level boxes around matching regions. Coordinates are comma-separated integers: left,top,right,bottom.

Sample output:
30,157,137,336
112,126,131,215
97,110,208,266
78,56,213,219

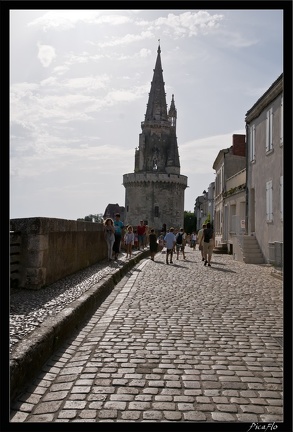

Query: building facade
212,134,246,248
223,168,246,254
123,45,187,230
194,183,215,232
245,73,283,266
103,204,125,222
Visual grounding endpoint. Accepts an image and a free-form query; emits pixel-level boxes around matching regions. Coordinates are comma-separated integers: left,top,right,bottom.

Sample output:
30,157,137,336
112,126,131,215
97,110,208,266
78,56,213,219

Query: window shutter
280,96,283,145
266,108,273,152
269,108,273,149
266,110,270,152
252,124,255,160
280,175,283,221
266,180,273,221
249,126,253,161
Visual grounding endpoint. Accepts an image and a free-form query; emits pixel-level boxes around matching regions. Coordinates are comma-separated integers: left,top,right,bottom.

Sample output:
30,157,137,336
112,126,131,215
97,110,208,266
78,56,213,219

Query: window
250,124,256,162
280,95,283,146
266,180,273,222
266,107,273,152
154,206,159,217
280,175,283,221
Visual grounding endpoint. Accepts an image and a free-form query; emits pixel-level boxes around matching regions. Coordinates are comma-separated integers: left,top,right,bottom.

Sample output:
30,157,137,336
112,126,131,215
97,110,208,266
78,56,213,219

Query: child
124,225,134,258
149,228,158,261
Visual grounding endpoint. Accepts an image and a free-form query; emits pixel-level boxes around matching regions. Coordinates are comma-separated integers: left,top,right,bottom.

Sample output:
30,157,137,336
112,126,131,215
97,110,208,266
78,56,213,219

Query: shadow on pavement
208,266,237,273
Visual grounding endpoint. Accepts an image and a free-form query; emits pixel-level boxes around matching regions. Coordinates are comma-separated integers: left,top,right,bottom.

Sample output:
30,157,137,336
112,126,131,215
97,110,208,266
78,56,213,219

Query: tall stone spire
135,44,180,174
144,43,168,123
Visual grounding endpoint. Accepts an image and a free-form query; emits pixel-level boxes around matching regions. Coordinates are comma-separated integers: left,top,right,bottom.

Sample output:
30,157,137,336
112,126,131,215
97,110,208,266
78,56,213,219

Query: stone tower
123,44,188,230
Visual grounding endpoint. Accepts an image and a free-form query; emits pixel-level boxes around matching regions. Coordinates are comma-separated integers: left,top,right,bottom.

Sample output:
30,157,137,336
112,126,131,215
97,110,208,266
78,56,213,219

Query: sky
9,8,283,220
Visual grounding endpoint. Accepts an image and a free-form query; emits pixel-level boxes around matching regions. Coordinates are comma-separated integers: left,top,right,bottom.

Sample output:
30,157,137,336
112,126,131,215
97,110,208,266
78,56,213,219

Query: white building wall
246,81,283,263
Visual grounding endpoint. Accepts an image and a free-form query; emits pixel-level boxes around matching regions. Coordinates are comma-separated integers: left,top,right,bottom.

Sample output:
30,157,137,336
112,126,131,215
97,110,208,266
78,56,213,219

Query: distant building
103,203,125,222
194,183,215,232
245,73,283,266
123,44,188,230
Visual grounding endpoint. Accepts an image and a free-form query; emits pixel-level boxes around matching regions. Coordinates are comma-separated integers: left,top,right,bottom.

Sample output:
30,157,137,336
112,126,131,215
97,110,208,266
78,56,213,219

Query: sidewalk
10,248,149,402
10,248,283,424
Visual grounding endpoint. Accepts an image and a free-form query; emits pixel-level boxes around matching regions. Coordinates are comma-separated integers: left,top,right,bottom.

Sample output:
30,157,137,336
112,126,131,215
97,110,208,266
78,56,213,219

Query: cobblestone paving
10,249,283,423
10,251,141,353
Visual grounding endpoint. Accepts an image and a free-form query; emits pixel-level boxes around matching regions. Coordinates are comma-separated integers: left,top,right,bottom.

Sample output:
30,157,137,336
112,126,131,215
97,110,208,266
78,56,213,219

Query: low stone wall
10,218,107,290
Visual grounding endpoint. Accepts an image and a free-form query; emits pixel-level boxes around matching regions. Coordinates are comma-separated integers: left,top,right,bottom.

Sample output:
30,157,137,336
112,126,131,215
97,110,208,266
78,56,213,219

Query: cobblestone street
10,248,284,425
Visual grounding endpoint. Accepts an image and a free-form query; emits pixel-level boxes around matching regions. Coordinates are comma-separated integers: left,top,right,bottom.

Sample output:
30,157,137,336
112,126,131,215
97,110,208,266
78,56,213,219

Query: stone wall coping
10,217,103,234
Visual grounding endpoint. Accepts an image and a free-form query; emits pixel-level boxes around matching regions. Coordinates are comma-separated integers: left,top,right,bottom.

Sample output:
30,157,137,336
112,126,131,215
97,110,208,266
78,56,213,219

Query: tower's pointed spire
144,42,168,123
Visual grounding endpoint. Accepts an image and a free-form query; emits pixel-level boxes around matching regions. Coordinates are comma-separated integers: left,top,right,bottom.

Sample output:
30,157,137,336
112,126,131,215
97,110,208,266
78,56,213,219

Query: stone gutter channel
10,249,150,403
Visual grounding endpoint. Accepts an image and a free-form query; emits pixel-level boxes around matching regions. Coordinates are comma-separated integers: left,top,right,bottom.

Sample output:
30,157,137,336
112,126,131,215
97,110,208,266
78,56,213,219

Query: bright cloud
28,10,132,31
37,42,56,67
97,31,154,47
137,11,224,37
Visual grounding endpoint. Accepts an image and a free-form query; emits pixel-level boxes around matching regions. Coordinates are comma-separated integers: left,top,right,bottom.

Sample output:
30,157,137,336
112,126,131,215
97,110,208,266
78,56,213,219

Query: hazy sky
10,8,283,220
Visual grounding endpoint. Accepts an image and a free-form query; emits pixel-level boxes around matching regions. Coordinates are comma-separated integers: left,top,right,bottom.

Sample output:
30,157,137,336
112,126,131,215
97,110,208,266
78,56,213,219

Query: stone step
237,235,265,264
243,256,265,264
242,244,262,250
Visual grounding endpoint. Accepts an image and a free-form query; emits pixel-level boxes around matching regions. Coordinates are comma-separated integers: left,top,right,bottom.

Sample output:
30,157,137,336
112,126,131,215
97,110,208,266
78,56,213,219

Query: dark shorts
138,234,145,244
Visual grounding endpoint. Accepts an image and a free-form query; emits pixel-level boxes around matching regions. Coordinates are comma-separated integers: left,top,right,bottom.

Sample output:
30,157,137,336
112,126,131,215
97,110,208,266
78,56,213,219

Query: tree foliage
77,213,104,223
184,211,196,234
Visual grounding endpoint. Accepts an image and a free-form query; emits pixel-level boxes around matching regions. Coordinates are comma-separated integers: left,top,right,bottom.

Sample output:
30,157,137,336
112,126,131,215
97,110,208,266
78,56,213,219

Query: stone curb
10,250,150,403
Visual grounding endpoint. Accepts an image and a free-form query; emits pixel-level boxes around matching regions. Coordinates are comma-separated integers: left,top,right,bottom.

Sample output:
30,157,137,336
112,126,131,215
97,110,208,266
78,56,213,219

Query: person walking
144,225,150,248
197,224,206,261
200,222,214,267
113,213,124,260
137,220,146,250
148,228,158,261
175,227,186,260
103,218,115,261
161,223,167,237
124,225,134,259
158,232,164,251
164,227,176,264
191,231,197,250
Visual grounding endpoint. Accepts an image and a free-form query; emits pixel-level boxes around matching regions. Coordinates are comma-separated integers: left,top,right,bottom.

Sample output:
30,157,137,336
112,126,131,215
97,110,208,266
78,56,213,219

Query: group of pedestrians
163,223,215,266
103,215,215,266
103,215,157,261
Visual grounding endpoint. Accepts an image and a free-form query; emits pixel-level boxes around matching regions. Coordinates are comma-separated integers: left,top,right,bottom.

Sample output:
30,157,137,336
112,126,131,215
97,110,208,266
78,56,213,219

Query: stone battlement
123,172,188,187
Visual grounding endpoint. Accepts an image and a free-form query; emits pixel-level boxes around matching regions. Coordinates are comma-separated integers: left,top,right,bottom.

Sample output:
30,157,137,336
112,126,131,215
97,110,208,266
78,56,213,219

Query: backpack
204,228,213,243
176,232,183,244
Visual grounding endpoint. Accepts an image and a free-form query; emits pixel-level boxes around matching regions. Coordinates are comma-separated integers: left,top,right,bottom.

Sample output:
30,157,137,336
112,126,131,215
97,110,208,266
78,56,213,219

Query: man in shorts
164,227,176,264
175,228,186,260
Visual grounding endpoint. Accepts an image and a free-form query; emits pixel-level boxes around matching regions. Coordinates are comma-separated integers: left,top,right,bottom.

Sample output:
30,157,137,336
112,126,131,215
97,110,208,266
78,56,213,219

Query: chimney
232,134,246,157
